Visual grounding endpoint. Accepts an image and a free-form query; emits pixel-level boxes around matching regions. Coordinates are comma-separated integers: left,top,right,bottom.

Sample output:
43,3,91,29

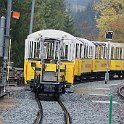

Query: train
24,29,124,97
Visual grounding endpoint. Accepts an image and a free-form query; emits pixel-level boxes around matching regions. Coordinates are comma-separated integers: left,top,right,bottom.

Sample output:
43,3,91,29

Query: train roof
76,37,94,46
102,42,124,48
110,42,124,47
27,29,76,41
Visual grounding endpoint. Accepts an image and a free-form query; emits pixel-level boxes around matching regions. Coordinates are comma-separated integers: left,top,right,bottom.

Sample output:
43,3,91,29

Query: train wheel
30,86,34,92
30,81,35,92
62,86,65,93
53,93,60,100
118,74,121,78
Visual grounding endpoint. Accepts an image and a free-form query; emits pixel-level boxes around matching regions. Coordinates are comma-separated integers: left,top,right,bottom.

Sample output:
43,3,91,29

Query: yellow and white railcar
91,41,108,78
74,38,95,79
24,29,124,93
24,29,84,94
109,42,124,77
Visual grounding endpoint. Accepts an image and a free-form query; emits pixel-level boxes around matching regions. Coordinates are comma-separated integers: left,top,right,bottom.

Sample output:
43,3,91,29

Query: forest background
0,0,124,67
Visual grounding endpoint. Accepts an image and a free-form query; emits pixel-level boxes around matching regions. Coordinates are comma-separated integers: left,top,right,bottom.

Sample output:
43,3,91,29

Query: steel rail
58,99,71,124
118,86,124,98
33,93,43,124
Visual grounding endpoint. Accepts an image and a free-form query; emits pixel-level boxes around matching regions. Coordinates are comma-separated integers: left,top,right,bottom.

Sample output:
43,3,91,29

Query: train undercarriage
74,70,124,82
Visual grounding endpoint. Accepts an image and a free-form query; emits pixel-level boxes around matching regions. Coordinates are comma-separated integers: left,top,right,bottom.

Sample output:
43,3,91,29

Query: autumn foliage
94,0,124,43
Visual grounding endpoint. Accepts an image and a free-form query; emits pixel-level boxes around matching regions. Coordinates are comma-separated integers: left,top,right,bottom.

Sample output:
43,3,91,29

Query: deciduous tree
94,0,124,42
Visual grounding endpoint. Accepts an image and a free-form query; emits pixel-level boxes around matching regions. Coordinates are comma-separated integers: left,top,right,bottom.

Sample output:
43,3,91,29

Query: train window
103,46,105,59
86,46,88,58
123,48,124,59
113,47,116,59
55,42,58,59
98,46,101,59
95,46,98,59
103,47,107,59
75,44,78,58
60,43,65,59
116,47,120,59
81,46,84,58
100,47,103,59
72,44,75,60
90,46,94,58
87,46,90,58
50,43,54,57
34,42,40,58
111,47,114,59
65,45,68,59
120,48,122,59
80,44,82,58
88,46,91,58
47,43,50,57
116,48,118,59
90,46,93,58
101,46,104,59
29,41,33,58
115,48,117,59
84,46,86,58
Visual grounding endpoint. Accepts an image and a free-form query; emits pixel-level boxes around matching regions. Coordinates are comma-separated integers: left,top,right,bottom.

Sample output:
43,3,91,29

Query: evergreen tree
64,9,75,35
0,0,32,67
34,0,75,35
0,0,75,67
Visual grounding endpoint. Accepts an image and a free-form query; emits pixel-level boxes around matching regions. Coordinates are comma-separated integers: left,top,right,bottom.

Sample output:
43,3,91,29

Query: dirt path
0,96,17,124
0,116,4,124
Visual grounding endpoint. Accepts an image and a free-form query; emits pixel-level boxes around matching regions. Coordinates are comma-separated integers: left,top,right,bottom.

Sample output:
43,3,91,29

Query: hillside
66,0,99,40
66,0,91,12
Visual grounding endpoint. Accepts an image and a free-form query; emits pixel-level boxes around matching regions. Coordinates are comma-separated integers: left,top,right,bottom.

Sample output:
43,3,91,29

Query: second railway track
118,85,124,98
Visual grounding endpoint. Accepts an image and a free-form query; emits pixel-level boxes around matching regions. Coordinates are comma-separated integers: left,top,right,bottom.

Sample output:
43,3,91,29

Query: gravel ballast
61,79,124,124
0,87,38,124
0,79,124,124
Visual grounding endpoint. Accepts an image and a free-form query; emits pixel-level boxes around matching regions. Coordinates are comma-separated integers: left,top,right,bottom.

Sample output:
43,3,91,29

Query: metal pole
105,41,110,84
58,41,61,83
29,0,35,34
109,95,113,124
2,0,12,87
0,16,6,57
40,37,44,82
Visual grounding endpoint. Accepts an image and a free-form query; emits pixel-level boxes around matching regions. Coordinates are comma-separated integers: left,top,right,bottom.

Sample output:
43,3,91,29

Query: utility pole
29,0,35,34
105,31,113,84
2,0,12,87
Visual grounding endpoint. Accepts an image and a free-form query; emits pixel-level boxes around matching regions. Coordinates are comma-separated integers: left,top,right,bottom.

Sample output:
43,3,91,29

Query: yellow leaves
94,0,124,42
97,15,116,31
102,8,116,16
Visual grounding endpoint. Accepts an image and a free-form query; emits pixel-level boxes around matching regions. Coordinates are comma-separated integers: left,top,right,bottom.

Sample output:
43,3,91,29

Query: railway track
34,93,71,124
33,93,43,124
118,85,124,98
57,99,71,124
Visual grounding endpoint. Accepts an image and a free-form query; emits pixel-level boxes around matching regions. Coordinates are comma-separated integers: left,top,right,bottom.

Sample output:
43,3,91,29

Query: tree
0,0,32,67
33,0,75,35
63,9,75,35
0,0,75,67
94,0,124,42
